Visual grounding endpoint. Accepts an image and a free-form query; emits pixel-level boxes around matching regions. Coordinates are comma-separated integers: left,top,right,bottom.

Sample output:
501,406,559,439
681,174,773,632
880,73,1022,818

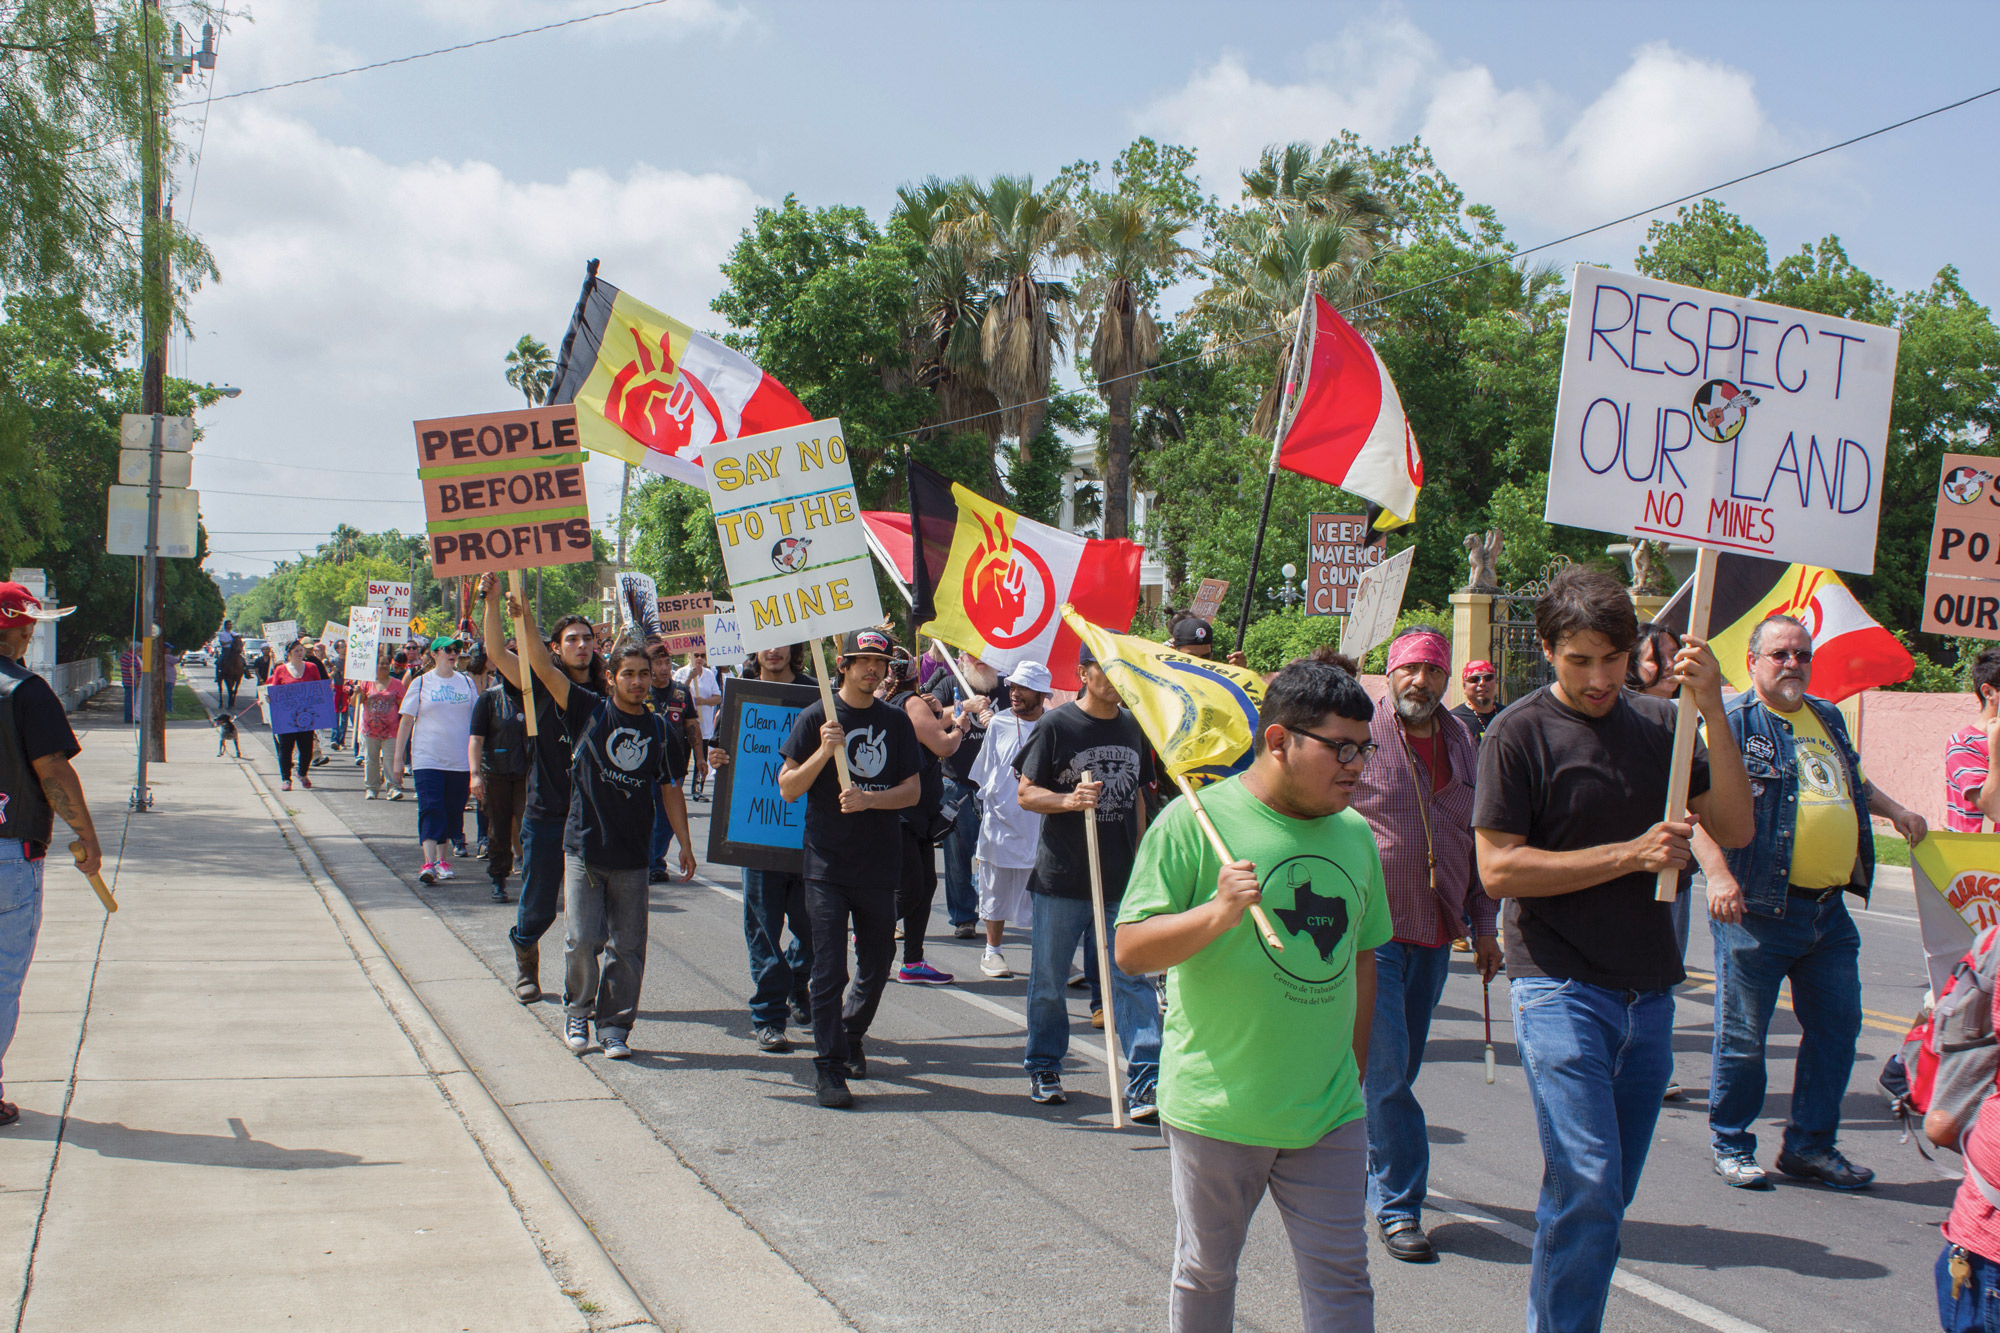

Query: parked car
182,648,210,669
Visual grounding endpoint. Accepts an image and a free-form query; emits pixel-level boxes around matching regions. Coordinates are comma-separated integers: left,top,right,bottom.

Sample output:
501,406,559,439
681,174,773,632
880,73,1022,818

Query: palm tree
504,334,553,406
941,175,1074,461
316,523,364,566
893,177,1002,441
1071,193,1191,539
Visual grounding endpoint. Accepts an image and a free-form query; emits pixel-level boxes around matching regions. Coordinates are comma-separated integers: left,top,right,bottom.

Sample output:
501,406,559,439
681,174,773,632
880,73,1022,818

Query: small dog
213,706,252,759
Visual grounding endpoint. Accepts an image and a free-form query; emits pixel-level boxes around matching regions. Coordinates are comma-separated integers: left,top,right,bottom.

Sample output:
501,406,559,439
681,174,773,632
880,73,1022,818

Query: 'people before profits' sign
413,404,596,576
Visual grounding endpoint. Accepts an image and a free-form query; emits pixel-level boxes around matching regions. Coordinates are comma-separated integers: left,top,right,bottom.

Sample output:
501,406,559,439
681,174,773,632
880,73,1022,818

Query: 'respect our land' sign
1545,266,1900,574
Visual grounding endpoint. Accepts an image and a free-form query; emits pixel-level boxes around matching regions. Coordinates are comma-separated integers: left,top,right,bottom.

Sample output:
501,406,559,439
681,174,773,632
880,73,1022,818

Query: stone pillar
1447,592,1493,710
1631,592,1670,624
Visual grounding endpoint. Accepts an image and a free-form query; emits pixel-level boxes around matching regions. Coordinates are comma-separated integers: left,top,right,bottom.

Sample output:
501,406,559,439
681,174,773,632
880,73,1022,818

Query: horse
217,636,246,709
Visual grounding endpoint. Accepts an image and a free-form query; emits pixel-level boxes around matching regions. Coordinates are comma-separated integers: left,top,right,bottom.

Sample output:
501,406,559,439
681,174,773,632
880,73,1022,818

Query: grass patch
1874,831,1912,868
167,684,210,721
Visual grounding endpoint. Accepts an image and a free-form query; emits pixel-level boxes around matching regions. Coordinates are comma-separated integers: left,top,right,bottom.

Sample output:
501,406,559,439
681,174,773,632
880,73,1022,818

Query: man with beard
929,650,1003,939
968,662,1051,978
1450,660,1502,744
1347,629,1499,1263
1692,614,1928,1192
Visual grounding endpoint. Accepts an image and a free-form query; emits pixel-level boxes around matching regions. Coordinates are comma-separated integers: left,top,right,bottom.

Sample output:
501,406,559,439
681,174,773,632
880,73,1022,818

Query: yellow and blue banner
1059,606,1263,786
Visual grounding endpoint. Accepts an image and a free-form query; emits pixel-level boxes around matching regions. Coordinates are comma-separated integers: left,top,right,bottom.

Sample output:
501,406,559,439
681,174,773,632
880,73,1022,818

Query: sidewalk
0,704,658,1331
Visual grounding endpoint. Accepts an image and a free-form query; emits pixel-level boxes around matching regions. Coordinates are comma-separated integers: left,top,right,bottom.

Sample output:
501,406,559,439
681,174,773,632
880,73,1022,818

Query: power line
212,0,677,101
199,453,406,477
889,78,2000,441
199,487,423,502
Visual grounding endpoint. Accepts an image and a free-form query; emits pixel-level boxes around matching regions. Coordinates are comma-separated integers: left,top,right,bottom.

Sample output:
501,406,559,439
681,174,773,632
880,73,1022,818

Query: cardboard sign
1340,546,1416,658
1546,265,1899,573
705,606,743,663
412,404,595,576
348,606,385,670
705,677,816,872
261,620,299,650
1306,514,1383,615
1922,452,2000,638
704,418,881,653
366,579,412,645
656,588,713,655
265,679,337,734
1189,579,1229,622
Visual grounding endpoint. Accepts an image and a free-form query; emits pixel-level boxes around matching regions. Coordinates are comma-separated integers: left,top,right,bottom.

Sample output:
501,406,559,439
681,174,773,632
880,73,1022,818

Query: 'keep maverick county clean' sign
413,404,597,576
1545,265,1900,575
704,417,883,653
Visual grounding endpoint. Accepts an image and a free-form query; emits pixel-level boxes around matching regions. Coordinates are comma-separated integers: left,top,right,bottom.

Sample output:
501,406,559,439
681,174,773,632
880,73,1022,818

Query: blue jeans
330,705,349,748
1024,893,1159,1102
939,775,980,928
121,683,133,723
744,867,813,1031
1365,941,1454,1226
1512,976,1674,1333
648,782,673,872
509,817,567,950
0,842,46,1102
1709,892,1862,1159
1939,1243,2000,1331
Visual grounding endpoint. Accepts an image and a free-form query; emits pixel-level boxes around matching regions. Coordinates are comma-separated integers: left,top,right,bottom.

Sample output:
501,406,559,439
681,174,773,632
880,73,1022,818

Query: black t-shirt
1451,702,1500,744
931,675,1007,784
523,683,578,824
1013,702,1154,902
650,682,693,781
780,694,921,890
1471,686,1709,991
469,682,531,777
561,686,674,869
0,658,78,847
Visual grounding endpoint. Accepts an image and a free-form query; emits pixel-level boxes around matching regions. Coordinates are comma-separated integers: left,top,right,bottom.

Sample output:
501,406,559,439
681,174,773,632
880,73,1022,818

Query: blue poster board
265,679,337,734
705,676,816,872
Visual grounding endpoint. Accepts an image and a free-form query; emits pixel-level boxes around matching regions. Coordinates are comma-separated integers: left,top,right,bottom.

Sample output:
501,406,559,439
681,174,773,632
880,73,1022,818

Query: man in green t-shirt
1117,660,1391,1333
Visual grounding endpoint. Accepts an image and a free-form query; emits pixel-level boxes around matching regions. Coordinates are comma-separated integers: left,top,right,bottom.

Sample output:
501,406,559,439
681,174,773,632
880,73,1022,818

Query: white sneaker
387,788,404,801
980,950,1012,979
363,790,378,801
436,860,455,881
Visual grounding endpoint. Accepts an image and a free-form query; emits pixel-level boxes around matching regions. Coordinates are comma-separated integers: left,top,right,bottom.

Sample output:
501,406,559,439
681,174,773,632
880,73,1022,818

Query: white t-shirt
399,668,478,772
970,710,1044,869
676,664,721,739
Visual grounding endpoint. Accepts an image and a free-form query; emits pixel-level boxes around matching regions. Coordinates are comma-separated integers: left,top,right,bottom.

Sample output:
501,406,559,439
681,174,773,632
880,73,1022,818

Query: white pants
976,861,1034,926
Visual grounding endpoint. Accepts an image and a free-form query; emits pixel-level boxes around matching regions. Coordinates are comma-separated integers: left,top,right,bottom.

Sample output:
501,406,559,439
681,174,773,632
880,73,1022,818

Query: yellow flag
1060,606,1264,786
568,288,694,470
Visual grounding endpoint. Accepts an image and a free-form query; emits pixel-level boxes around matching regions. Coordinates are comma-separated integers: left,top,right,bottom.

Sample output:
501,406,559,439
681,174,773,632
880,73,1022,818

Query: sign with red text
656,588,714,655
1922,452,2000,638
1305,514,1382,615
365,579,412,645
1545,265,1898,574
413,403,595,576
1189,578,1229,622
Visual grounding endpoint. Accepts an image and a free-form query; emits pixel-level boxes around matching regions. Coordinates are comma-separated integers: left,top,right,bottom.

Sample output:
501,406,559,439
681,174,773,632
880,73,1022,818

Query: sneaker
1663,1081,1684,1102
648,867,670,884
755,1026,791,1052
363,790,378,801
1714,1151,1768,1189
789,995,812,1028
312,754,329,767
898,960,953,986
980,950,1012,978
1091,1008,1105,1030
418,862,437,885
847,1038,867,1079
815,1070,853,1108
387,788,404,801
953,922,979,940
436,860,455,881
1129,1096,1159,1124
488,880,509,904
893,921,905,941
475,840,490,859
1030,1072,1066,1105
281,780,292,792
601,1031,632,1060
354,753,364,767
1068,970,1088,989
565,1015,590,1052
451,843,468,859
300,775,312,789
1775,1146,1874,1191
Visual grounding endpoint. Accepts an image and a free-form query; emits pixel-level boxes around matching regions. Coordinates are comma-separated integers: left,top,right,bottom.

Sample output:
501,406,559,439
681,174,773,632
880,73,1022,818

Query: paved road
211,679,1950,1332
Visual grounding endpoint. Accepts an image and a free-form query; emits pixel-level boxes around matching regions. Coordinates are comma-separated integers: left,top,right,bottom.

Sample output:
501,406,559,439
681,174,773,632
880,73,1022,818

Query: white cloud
1136,23,1789,233
183,103,762,573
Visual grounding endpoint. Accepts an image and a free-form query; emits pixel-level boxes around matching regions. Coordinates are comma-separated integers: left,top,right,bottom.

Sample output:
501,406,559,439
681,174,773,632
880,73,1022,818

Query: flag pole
1172,774,1283,952
1233,273,1319,653
1081,770,1125,1129
1655,545,1718,901
808,638,853,790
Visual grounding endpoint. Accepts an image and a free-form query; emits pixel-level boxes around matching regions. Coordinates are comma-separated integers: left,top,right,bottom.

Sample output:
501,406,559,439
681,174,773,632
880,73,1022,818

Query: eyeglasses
1761,649,1812,665
1286,726,1378,766
1464,674,1496,684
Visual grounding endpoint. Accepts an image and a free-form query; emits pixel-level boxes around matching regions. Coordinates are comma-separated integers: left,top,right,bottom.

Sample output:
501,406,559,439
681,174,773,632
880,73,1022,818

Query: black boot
815,1069,853,1108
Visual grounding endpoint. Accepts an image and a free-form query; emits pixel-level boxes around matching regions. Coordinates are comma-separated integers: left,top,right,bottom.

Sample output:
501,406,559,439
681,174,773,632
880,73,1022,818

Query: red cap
0,582,72,628
1463,659,1497,677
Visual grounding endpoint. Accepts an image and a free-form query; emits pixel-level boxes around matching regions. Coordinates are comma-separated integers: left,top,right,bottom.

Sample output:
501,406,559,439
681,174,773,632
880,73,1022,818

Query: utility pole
616,462,633,572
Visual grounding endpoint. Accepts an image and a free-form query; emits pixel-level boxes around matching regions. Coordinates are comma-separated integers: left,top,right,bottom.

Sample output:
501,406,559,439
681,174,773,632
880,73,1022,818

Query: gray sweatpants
1165,1117,1373,1333
562,857,650,1038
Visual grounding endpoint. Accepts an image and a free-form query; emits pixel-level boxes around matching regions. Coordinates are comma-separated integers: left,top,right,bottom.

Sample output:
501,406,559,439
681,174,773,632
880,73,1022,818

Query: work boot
512,942,541,1004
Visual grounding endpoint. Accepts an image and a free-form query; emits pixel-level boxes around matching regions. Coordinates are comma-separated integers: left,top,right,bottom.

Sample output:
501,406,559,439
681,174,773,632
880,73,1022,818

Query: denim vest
1718,691,1873,918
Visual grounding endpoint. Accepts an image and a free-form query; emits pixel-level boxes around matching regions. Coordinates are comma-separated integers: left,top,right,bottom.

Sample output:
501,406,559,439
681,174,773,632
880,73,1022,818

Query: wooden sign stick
70,841,116,913
807,638,852,790
507,569,539,738
1656,546,1719,902
1081,770,1125,1129
1172,774,1283,951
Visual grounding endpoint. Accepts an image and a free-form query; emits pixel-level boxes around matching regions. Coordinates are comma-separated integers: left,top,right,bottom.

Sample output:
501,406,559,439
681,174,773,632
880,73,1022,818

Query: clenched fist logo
848,727,888,780
606,325,683,452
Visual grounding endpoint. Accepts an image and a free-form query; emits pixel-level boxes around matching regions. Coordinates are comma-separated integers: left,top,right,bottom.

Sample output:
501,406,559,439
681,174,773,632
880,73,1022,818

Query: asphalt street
206,677,1951,1333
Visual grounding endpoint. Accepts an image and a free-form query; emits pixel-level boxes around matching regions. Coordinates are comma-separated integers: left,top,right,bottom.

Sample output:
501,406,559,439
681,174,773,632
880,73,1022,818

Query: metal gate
1489,556,1571,705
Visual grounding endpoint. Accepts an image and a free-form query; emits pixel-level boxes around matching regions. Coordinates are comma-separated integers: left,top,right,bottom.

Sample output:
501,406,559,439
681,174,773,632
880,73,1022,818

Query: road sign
117,449,192,488
119,414,195,452
105,485,199,557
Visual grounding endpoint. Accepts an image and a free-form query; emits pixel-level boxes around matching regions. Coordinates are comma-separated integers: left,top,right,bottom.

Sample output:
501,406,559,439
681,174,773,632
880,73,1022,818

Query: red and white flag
1277,293,1423,523
638,330,812,486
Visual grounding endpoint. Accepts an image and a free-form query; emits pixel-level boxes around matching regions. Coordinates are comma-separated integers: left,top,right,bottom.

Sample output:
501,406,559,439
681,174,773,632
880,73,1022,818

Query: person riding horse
215,620,246,710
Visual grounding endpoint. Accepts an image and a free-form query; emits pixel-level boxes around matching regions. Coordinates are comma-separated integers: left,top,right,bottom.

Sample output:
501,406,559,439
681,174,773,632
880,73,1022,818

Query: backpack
1881,924,2000,1166
482,684,531,778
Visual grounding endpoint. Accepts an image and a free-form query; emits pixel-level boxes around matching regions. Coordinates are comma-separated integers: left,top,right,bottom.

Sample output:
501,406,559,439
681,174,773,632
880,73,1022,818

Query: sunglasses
1464,674,1496,684
1286,726,1378,766
1761,649,1812,665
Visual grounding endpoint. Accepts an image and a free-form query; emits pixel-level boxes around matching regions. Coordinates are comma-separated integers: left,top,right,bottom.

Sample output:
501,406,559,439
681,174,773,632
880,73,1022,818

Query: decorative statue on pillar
1463,529,1503,593
1630,539,1672,595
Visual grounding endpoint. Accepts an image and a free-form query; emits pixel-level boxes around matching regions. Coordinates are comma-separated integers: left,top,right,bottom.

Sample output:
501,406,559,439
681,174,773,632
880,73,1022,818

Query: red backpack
1882,925,2000,1163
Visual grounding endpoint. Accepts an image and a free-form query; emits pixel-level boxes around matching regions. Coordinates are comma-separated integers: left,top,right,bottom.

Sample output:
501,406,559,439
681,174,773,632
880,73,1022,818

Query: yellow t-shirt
1787,707,1860,890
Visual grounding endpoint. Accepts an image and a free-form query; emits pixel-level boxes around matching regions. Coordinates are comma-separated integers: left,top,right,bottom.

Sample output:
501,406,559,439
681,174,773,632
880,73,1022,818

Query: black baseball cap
838,628,896,659
1171,617,1214,647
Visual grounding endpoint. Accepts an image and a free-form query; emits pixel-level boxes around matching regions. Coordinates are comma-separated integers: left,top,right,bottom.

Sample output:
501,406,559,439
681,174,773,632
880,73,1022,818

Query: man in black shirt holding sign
1473,566,1751,1333
779,628,921,1108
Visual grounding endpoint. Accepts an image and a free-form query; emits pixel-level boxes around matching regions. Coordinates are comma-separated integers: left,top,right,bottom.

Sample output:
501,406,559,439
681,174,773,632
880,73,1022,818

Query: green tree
504,333,553,406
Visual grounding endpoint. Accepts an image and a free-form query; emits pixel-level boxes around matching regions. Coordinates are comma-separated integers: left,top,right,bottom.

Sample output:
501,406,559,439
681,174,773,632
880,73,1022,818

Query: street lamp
1267,562,1305,609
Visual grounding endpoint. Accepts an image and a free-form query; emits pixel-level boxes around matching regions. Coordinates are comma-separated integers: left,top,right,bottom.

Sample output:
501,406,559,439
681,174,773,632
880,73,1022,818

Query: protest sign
1340,546,1416,658
705,418,881,654
704,605,743,662
705,677,816,872
347,606,385,670
656,589,713,655
1189,579,1229,622
366,579,412,645
1546,265,1899,575
412,403,596,577
1912,833,2000,997
616,572,661,641
1922,452,2000,639
265,679,337,733
1306,514,1383,615
321,622,348,651
261,620,298,650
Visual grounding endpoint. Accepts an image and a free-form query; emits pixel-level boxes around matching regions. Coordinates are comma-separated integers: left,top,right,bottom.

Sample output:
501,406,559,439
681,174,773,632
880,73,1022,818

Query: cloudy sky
175,0,2000,576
